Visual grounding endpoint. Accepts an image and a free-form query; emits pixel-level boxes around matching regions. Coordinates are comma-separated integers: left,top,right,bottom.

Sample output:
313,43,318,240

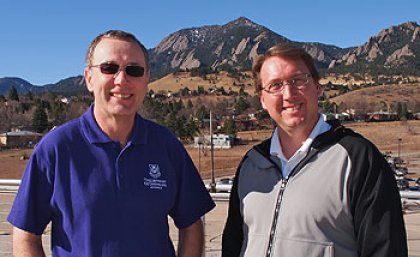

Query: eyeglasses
89,62,145,77
261,73,312,95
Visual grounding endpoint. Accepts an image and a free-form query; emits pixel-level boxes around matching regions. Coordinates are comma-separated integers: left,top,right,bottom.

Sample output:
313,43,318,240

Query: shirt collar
80,105,147,145
270,114,331,159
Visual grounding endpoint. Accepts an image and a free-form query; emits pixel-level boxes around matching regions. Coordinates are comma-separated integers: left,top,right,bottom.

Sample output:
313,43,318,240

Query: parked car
207,177,234,193
409,185,420,191
396,178,410,191
395,167,408,176
215,178,234,193
411,178,420,191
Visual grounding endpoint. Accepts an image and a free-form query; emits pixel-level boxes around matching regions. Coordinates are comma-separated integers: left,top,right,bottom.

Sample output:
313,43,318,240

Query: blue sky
0,0,418,86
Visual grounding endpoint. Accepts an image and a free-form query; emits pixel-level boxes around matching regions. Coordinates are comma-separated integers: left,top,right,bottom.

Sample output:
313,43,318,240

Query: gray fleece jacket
222,121,407,257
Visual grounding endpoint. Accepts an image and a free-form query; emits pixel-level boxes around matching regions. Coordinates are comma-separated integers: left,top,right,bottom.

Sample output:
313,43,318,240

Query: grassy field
1,120,420,180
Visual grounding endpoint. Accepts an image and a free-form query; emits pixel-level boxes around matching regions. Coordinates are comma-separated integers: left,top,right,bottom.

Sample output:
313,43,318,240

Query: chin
110,107,136,117
283,117,305,127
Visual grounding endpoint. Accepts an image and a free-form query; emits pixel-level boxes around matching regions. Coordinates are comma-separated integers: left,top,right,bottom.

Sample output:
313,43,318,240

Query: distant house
325,112,352,121
193,134,237,149
0,130,43,148
413,113,420,120
367,112,398,122
60,97,70,104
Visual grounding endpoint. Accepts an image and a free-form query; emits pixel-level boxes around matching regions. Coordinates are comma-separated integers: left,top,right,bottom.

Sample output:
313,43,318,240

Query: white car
206,178,234,193
215,178,234,193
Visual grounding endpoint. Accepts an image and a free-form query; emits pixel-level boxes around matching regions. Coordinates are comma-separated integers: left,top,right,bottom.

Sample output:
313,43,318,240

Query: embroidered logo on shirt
148,164,161,179
144,164,167,190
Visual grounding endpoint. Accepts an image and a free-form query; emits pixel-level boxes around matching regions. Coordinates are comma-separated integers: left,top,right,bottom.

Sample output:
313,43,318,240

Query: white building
194,134,235,149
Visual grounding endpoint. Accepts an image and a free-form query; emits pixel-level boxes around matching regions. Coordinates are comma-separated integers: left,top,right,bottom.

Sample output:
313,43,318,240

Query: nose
281,83,296,98
113,69,129,83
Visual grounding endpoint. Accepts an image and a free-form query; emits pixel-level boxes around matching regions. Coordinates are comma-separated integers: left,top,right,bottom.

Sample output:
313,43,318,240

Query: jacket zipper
265,178,288,257
262,146,321,257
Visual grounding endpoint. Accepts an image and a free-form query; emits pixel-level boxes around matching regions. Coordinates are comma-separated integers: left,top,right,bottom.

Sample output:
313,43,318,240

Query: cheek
137,83,148,94
261,94,283,112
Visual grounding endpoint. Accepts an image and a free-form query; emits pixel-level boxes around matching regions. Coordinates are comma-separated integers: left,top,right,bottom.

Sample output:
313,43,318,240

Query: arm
222,172,244,257
177,219,204,257
348,141,408,257
12,227,46,257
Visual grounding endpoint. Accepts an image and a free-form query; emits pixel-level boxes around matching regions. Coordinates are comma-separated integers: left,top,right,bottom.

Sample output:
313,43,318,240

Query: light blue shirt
270,114,331,178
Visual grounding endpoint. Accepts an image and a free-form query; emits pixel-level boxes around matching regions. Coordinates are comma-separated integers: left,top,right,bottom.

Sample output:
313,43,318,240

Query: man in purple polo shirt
8,30,215,257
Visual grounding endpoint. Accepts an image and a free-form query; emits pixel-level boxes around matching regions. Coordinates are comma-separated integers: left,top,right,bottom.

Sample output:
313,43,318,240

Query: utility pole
197,137,202,173
398,138,402,159
210,110,216,193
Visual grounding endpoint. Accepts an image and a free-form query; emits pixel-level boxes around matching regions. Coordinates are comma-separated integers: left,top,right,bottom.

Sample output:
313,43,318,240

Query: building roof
0,130,43,137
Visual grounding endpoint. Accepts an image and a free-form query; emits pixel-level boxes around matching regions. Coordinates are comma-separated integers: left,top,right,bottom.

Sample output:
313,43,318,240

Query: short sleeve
7,146,54,235
168,143,215,228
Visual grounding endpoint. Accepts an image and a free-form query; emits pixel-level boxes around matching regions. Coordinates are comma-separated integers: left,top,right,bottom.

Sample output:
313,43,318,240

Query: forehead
92,38,146,64
260,56,309,81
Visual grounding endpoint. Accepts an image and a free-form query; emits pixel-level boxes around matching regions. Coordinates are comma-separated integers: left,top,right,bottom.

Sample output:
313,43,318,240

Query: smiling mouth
282,104,302,112
111,93,132,99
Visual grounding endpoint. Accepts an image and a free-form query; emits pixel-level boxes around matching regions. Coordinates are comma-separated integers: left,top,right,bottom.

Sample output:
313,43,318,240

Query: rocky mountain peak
149,17,346,79
2,18,418,96
402,21,418,31
226,16,259,28
328,21,419,73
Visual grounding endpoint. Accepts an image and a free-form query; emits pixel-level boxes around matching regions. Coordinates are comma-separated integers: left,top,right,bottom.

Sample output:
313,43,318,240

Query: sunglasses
90,62,145,77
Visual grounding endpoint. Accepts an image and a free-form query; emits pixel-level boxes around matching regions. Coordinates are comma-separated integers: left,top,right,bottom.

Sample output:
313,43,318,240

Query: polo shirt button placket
117,170,125,189
116,153,126,189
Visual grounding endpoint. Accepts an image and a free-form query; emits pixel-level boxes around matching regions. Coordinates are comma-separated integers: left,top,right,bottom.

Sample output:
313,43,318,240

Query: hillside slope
330,83,420,113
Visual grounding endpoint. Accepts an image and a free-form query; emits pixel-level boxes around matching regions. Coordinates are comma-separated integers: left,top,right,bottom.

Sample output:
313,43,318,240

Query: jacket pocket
273,237,334,257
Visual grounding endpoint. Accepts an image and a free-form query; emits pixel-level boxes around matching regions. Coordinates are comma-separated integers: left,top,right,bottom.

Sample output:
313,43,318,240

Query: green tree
32,102,49,133
50,101,66,126
195,105,207,128
338,85,350,95
187,99,193,109
396,102,408,120
402,103,408,119
180,87,190,96
256,110,269,121
220,118,236,135
8,86,19,101
239,85,248,96
235,96,249,114
197,86,205,95
173,99,184,112
26,91,34,101
321,99,334,114
184,117,199,139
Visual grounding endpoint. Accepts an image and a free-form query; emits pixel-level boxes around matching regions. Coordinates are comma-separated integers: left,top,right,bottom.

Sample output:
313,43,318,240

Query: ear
260,94,267,110
84,67,94,93
145,68,151,83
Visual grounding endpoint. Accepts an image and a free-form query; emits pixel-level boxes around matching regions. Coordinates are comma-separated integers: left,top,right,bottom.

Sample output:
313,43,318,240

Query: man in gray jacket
222,44,407,257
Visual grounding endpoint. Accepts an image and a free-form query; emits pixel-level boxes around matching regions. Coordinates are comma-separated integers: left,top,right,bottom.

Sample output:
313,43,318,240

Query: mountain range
0,17,419,96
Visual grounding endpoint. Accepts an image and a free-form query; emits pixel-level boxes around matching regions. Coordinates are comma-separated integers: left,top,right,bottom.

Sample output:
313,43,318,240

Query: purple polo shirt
8,106,215,257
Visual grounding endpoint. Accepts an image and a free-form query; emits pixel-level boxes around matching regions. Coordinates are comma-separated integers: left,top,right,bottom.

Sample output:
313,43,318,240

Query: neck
278,117,319,159
94,110,135,147
278,129,309,159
